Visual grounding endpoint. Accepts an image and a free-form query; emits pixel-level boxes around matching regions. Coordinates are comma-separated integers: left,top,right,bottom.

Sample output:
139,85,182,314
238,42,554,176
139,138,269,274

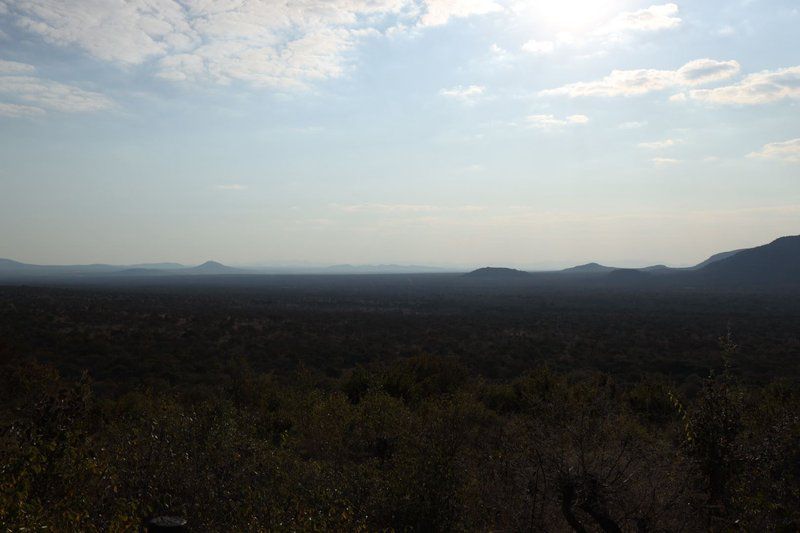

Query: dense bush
2,285,799,530
2,354,798,531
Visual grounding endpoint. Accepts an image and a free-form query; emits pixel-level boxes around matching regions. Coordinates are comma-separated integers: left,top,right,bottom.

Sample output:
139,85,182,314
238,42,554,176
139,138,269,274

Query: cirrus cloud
0,102,46,117
679,65,800,105
2,0,504,91
638,138,679,149
525,114,589,129
747,138,800,163
419,0,503,27
0,75,114,113
651,157,680,165
439,84,486,103
521,40,555,55
540,59,740,98
0,59,115,115
597,3,681,38
0,59,36,74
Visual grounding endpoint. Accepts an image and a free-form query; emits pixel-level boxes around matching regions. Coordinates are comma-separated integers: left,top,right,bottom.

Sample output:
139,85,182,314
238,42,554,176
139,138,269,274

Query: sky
0,0,798,269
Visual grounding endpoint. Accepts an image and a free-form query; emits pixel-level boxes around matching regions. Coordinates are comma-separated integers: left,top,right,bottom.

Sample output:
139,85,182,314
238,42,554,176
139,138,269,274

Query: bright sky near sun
0,0,798,268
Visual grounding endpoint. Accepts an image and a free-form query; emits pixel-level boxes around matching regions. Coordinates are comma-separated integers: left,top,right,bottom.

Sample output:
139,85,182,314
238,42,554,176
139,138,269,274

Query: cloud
0,59,36,74
336,203,486,214
651,157,680,165
419,0,503,27
439,84,485,103
716,25,736,37
521,40,555,55
458,164,485,173
489,43,507,58
680,65,800,105
3,0,501,90
619,121,647,129
747,138,800,163
677,59,742,84
0,75,114,113
515,4,681,59
638,138,679,149
0,58,113,116
540,58,740,98
11,0,196,65
216,184,248,190
541,69,674,97
0,102,45,117
597,3,681,37
525,114,589,128
566,114,589,124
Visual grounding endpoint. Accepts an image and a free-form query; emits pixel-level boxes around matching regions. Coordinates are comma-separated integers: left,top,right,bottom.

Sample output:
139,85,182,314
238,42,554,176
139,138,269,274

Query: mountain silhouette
0,259,243,278
177,261,245,275
325,264,447,274
640,264,672,272
692,248,748,269
464,267,530,278
561,262,615,274
1,235,797,286
0,259,118,276
696,235,800,286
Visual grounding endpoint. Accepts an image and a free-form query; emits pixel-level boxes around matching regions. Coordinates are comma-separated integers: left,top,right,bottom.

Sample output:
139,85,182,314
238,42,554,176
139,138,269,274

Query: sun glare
519,0,626,34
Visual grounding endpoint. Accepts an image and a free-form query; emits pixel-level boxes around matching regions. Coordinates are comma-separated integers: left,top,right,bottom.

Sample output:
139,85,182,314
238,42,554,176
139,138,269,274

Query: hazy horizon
0,231,789,272
1,0,799,267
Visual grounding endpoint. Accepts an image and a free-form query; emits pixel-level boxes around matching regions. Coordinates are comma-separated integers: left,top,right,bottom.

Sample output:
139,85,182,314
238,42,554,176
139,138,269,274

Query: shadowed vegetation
1,283,799,530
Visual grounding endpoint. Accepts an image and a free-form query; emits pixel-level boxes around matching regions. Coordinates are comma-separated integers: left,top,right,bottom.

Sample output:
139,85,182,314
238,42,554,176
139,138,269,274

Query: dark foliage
1,283,799,531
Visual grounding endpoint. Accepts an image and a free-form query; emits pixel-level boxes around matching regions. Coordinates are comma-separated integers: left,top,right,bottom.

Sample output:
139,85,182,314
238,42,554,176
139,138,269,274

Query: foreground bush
1,355,798,531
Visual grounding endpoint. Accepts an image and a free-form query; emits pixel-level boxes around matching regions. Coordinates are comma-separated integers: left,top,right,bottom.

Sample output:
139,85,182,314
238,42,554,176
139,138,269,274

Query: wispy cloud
540,59,740,98
439,84,486,103
0,59,36,74
747,138,800,163
651,157,680,165
3,0,503,91
525,114,589,129
638,139,680,149
420,0,503,27
0,61,115,115
521,40,555,55
216,184,248,191
678,65,800,105
488,43,508,59
619,121,647,129
458,164,486,173
335,203,486,214
0,102,46,117
517,4,682,58
596,3,681,38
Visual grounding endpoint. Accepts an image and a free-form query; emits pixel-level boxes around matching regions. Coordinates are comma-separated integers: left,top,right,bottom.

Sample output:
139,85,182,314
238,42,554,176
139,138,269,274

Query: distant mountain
108,268,174,277
2,235,797,286
0,258,244,278
0,258,28,271
177,261,246,275
640,264,675,273
561,262,615,274
0,259,118,276
692,248,748,269
324,264,448,274
608,268,652,279
129,262,185,270
464,267,530,279
696,235,800,285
